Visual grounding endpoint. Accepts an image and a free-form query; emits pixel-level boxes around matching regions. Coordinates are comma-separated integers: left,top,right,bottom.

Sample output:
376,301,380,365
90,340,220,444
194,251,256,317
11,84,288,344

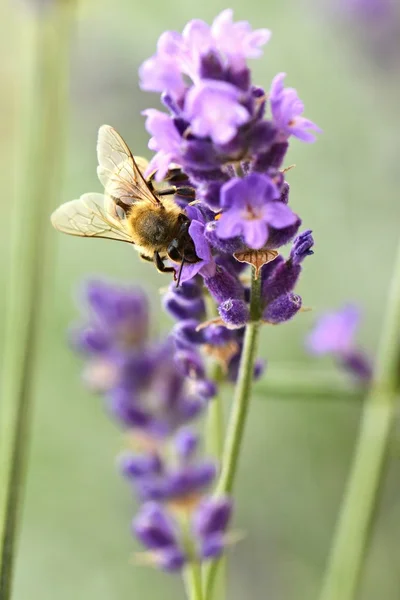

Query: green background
1,1,400,598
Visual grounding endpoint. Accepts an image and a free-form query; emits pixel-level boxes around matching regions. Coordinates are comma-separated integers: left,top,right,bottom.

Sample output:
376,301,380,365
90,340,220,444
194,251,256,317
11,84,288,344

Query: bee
51,125,199,284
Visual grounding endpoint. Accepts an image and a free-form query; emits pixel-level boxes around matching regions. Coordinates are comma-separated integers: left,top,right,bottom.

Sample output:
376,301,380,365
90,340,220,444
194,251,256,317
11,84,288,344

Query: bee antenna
176,258,186,288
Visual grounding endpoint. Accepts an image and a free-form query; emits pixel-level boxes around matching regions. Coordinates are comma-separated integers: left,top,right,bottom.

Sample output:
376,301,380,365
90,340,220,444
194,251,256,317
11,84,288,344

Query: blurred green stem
0,3,75,598
204,363,225,599
184,562,204,600
204,271,262,600
206,364,225,461
319,239,400,600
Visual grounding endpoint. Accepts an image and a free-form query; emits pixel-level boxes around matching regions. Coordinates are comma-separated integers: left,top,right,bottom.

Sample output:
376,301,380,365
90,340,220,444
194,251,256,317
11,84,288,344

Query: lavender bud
157,547,187,572
75,327,110,353
119,452,162,479
172,319,206,347
197,181,224,210
175,429,199,460
193,379,217,400
170,279,203,300
290,229,314,265
204,266,245,303
248,121,276,154
193,497,233,537
252,141,289,171
218,299,249,328
174,349,205,378
107,391,150,429
262,261,301,305
199,51,225,80
200,535,225,560
340,351,373,383
133,503,177,550
263,293,302,323
163,293,206,321
164,463,217,499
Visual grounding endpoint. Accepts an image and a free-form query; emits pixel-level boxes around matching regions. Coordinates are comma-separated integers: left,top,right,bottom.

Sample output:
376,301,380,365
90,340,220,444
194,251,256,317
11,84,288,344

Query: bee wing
132,155,149,173
96,125,160,207
51,192,133,243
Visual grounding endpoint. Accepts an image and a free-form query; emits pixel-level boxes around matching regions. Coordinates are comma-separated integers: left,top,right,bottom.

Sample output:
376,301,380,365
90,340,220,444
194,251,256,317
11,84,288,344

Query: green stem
319,239,400,600
204,364,226,600
206,364,225,460
0,4,75,598
184,562,204,600
204,271,262,600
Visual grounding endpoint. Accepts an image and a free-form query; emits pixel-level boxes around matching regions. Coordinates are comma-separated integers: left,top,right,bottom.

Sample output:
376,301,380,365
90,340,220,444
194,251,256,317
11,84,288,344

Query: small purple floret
218,174,297,249
270,73,321,143
185,80,250,145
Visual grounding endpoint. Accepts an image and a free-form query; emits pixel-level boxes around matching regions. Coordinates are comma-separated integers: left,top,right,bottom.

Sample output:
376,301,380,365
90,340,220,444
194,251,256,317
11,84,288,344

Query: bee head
167,214,199,264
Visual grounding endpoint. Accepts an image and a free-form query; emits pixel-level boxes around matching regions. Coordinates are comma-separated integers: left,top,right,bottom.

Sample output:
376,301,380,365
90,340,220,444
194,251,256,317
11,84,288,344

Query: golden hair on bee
51,125,199,280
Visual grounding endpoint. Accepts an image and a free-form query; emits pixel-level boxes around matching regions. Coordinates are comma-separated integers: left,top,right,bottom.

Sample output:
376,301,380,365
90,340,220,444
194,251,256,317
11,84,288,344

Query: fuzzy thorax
126,198,182,257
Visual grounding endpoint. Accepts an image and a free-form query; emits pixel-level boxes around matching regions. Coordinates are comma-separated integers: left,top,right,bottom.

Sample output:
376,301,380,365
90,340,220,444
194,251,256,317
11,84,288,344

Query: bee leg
157,186,196,200
154,251,175,274
157,187,177,197
140,253,153,263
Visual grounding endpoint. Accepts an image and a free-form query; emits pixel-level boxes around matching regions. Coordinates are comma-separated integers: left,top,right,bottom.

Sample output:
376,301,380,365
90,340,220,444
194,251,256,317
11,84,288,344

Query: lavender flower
217,173,297,249
67,9,321,583
140,9,319,189
306,305,372,383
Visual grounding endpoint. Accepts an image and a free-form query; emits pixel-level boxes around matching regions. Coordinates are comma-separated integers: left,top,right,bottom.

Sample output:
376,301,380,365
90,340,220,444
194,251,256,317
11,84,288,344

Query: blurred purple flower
133,502,186,572
306,305,360,355
306,305,372,383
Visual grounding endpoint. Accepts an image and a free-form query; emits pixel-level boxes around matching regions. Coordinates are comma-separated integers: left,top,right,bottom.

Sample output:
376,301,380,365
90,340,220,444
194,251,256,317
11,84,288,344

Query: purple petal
216,211,244,239
265,202,298,229
189,220,212,262
243,220,268,249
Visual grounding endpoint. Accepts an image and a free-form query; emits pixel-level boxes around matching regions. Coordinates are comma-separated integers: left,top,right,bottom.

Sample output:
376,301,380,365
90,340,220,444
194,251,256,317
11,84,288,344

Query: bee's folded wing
96,124,160,207
50,192,132,243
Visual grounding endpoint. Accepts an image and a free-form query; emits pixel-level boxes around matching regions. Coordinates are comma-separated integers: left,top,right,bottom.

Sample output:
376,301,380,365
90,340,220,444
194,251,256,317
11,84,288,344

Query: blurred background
1,0,400,598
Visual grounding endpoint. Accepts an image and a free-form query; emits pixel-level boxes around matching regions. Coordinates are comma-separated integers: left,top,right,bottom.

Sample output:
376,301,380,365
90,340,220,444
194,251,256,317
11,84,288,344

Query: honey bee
51,125,199,283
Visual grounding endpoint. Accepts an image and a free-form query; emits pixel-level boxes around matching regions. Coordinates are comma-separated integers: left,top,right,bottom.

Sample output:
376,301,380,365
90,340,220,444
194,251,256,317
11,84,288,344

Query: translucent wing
96,125,160,206
51,192,133,243
133,155,149,173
